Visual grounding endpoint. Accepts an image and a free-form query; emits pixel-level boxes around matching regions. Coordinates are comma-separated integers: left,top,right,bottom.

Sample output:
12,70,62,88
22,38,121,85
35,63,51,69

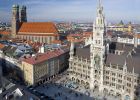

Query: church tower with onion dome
11,5,20,38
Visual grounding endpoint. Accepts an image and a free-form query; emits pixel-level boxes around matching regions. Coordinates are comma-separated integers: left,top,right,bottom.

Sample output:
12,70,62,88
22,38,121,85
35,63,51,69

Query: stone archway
81,80,85,85
109,90,114,96
76,79,80,84
94,80,98,86
116,93,121,99
103,88,108,95
94,85,99,92
85,82,90,89
93,80,99,92
72,77,75,81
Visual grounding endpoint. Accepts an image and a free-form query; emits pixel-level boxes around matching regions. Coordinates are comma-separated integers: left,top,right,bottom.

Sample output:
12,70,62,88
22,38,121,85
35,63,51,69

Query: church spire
92,0,106,46
99,0,102,8
95,0,105,28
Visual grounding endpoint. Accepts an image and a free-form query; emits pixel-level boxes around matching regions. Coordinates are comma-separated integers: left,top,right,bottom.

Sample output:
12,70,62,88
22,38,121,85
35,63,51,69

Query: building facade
11,5,59,44
22,49,69,85
107,21,133,33
116,34,140,45
68,0,140,100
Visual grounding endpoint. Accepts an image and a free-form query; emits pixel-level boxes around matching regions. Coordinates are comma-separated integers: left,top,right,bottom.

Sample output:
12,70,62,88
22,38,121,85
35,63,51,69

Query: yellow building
107,21,133,33
22,49,69,85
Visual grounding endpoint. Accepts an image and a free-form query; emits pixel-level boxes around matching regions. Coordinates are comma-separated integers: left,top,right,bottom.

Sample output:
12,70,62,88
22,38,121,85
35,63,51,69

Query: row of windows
73,58,90,63
105,76,137,83
72,72,90,79
71,64,140,84
106,65,123,70
118,39,133,42
105,71,139,83
105,76,123,83
70,67,91,74
105,71,123,78
104,81,132,91
18,35,55,43
95,40,101,44
72,63,90,69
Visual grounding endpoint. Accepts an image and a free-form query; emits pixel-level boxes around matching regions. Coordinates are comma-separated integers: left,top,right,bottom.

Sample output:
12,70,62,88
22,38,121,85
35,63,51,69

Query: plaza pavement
34,73,121,100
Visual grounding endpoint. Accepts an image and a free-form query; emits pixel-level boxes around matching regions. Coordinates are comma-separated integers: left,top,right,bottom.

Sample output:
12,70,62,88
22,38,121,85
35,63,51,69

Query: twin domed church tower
11,5,59,44
11,5,27,37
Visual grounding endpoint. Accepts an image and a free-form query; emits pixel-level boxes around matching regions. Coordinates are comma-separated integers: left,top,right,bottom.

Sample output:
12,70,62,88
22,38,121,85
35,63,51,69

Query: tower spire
94,0,105,28
99,0,102,7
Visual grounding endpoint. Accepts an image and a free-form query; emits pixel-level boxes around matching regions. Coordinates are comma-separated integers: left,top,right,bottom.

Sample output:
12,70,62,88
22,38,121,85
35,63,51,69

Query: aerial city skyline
0,0,140,100
0,0,140,23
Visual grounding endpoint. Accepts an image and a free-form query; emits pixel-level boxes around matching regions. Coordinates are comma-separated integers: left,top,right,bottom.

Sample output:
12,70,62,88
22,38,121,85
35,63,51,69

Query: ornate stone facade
68,0,140,100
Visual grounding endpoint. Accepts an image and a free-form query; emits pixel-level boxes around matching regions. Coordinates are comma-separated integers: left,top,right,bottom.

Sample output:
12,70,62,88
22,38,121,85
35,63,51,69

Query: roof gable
23,49,64,65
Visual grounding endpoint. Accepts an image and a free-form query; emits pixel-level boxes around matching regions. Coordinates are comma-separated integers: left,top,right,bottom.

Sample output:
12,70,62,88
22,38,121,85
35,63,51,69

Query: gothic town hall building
68,1,140,100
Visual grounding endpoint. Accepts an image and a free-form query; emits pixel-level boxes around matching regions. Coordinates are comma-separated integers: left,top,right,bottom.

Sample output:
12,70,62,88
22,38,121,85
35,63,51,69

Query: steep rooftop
18,22,58,36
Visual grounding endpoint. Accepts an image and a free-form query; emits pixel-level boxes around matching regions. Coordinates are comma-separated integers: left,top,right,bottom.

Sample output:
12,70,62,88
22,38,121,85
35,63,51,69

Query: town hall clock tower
90,0,106,92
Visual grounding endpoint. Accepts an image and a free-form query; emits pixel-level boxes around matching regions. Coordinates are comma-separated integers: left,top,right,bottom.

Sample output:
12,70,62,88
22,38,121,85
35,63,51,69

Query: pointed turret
69,42,74,60
95,0,105,28
19,5,27,22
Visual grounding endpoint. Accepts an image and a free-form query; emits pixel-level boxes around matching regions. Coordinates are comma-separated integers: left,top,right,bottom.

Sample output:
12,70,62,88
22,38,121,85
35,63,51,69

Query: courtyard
31,73,122,100
56,74,121,100
35,83,93,100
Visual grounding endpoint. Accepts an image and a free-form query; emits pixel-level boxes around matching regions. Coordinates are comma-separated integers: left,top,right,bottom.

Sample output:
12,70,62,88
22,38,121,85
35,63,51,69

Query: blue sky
0,0,140,23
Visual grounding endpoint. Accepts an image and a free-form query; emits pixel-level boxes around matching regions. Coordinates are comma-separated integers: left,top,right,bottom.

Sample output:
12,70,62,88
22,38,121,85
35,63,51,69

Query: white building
117,34,140,45
68,0,140,100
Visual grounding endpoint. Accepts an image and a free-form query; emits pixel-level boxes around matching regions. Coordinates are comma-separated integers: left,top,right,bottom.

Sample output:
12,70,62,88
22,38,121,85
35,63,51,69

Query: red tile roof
17,33,59,36
0,43,5,49
83,32,92,37
67,33,92,43
23,49,64,65
18,22,58,36
67,34,82,42
0,31,11,35
51,40,62,44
